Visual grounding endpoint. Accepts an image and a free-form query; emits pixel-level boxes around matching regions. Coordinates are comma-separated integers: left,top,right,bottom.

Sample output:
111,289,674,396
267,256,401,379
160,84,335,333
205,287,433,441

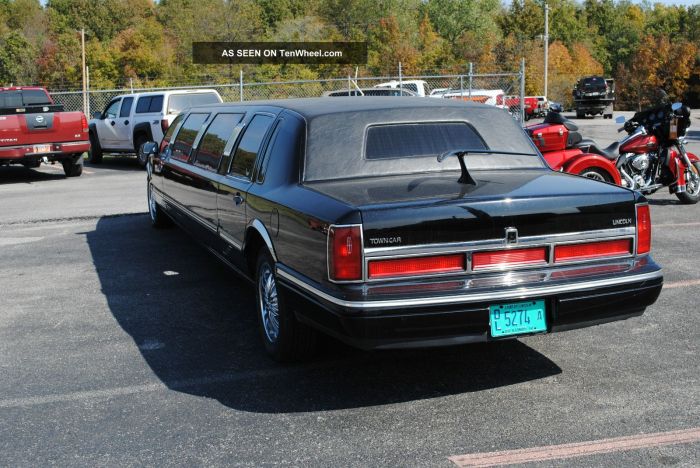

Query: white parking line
663,279,700,289
655,222,700,228
449,427,700,467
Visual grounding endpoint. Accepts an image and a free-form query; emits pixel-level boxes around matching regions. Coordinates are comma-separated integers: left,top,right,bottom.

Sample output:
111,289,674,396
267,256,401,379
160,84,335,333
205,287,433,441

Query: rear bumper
278,256,663,350
0,141,90,162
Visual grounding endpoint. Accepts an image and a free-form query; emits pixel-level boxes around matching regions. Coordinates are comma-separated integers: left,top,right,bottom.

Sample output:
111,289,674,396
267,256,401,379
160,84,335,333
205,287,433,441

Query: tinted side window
256,120,282,183
230,114,274,179
171,113,209,162
163,114,184,143
119,97,133,118
193,113,242,172
148,95,164,112
104,99,121,119
135,97,151,113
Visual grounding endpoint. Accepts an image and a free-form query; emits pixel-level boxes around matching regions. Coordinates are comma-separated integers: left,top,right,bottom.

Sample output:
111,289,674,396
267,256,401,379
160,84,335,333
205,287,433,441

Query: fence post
520,58,526,125
239,69,243,102
398,62,402,95
86,66,90,118
468,62,473,99
348,75,351,94
460,74,463,95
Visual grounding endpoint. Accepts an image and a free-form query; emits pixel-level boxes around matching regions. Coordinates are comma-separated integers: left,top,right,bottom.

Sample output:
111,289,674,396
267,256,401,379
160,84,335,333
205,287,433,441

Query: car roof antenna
437,150,477,185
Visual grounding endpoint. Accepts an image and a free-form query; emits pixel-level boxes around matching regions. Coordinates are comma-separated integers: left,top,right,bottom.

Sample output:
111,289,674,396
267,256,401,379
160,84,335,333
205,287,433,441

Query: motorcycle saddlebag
527,123,568,152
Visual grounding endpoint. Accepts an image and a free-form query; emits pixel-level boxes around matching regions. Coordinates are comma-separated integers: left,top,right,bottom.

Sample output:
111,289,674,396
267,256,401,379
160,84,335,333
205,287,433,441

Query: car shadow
86,215,562,414
0,164,67,184
86,154,144,171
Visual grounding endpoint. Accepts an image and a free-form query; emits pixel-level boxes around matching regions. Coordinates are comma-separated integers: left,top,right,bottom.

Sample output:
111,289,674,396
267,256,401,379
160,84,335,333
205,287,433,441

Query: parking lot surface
1,115,699,467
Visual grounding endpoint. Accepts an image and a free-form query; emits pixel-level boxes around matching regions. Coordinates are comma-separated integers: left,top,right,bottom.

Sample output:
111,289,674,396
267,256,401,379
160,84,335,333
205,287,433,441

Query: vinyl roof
192,96,490,119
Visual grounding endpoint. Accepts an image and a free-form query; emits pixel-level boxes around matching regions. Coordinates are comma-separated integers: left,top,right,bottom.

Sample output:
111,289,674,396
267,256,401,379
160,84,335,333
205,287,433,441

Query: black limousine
144,97,663,361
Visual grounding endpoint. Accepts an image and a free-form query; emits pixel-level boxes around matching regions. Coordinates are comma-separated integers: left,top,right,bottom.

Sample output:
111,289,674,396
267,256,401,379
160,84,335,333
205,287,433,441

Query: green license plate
489,300,547,338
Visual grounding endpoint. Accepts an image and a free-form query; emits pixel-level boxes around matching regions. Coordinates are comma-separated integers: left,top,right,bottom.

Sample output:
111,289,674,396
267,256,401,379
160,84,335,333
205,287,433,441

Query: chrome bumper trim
277,267,663,310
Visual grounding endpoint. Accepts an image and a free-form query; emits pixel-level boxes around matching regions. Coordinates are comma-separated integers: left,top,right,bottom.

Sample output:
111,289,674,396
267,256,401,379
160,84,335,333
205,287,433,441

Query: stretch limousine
143,98,663,361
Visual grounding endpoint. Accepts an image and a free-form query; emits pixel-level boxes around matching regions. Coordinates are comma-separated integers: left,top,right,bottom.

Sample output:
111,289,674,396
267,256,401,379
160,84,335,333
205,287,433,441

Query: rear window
167,93,221,114
0,89,52,108
366,123,487,160
171,113,209,162
135,95,164,114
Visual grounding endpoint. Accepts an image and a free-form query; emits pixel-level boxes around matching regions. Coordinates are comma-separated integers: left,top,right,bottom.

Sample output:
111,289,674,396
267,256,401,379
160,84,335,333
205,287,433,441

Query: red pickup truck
0,87,89,177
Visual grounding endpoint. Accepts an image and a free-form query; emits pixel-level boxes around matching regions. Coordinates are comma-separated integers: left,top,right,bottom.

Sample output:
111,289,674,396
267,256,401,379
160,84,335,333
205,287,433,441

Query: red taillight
554,239,632,262
328,225,362,281
81,113,88,133
472,247,547,270
496,94,504,106
161,119,169,134
368,254,465,279
636,204,651,254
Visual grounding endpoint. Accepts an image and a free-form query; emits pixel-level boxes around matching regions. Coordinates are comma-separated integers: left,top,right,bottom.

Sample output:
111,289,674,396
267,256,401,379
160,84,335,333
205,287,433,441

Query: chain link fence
50,66,527,124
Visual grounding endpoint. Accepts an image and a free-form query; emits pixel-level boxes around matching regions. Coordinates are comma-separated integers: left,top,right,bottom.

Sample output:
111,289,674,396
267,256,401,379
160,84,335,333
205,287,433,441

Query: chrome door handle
233,193,244,205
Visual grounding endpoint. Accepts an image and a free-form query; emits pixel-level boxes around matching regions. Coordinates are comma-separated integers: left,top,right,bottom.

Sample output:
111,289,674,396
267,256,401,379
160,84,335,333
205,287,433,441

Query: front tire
147,180,172,228
88,132,103,164
578,167,614,184
676,162,700,204
134,134,148,168
255,247,317,362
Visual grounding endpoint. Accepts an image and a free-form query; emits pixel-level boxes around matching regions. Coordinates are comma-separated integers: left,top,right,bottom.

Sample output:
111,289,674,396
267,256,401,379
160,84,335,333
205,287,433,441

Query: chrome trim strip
277,268,662,310
244,219,278,262
363,227,636,256
219,229,242,250
161,192,218,234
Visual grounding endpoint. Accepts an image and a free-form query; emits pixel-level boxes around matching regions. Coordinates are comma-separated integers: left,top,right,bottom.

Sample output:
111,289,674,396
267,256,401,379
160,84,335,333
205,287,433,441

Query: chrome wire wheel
686,167,700,196
147,182,157,222
581,170,605,182
258,263,280,343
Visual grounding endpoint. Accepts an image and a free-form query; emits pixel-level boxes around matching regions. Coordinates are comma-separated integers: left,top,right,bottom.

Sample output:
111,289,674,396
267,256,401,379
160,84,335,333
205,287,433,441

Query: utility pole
81,28,87,115
543,3,549,100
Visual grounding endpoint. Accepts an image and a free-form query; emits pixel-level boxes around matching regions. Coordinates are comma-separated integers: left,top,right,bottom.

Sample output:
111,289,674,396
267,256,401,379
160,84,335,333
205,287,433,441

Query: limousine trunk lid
306,169,636,248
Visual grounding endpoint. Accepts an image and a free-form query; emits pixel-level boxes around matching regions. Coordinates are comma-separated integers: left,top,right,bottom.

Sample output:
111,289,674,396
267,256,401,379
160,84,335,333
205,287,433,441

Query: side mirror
671,102,682,112
139,141,158,158
549,102,562,113
92,111,102,119
615,116,625,124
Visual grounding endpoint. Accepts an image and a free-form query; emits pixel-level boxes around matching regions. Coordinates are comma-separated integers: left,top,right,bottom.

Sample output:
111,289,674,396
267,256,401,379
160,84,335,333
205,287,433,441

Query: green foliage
0,0,695,108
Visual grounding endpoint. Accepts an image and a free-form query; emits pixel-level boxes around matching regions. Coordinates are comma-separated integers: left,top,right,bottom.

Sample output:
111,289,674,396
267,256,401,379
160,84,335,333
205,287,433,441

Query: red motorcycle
527,103,700,204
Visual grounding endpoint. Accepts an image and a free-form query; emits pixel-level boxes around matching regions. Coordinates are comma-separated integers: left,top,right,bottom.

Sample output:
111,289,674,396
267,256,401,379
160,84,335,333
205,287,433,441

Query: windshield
0,89,52,108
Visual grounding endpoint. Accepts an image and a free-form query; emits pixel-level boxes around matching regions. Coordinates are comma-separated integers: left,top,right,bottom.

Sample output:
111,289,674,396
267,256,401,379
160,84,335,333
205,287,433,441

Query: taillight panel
554,239,632,262
636,204,651,254
368,254,465,279
328,225,363,282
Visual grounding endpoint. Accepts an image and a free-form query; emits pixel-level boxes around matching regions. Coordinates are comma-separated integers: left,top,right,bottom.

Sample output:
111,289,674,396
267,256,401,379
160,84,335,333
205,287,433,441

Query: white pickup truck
88,89,222,166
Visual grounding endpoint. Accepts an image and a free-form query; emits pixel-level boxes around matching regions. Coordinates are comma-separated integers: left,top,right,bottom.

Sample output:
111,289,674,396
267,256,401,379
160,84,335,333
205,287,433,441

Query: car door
95,98,122,148
187,112,244,234
218,113,275,254
160,112,210,232
111,96,133,149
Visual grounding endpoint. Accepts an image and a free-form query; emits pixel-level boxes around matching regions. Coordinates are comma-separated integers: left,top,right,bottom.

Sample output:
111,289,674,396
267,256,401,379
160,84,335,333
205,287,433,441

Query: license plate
489,300,547,338
33,144,52,154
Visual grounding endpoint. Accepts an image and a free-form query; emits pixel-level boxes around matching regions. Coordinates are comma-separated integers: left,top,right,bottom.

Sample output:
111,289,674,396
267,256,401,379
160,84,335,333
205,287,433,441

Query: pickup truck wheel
147,181,172,228
22,160,41,169
576,111,584,119
62,158,83,177
135,135,148,168
88,132,103,164
675,162,700,205
255,248,317,362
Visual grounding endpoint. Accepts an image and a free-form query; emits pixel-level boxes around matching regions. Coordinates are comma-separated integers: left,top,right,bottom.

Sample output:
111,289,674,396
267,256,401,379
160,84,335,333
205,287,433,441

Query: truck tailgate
0,111,86,146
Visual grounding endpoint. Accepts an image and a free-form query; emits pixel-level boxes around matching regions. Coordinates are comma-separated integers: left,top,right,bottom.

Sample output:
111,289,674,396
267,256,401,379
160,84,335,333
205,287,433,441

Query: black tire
576,111,584,119
255,247,317,362
147,179,173,228
88,131,103,164
676,162,700,205
22,159,41,169
62,159,83,177
578,167,614,183
604,114,613,119
134,134,148,168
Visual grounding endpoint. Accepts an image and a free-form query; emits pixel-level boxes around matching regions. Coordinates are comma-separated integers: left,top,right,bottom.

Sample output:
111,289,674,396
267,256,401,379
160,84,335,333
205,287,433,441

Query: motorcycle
527,102,700,204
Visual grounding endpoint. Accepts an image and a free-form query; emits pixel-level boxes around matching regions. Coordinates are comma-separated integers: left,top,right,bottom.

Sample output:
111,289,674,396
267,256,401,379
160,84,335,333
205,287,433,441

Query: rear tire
578,167,614,183
62,156,83,177
576,111,584,119
88,132,103,164
22,159,41,169
134,134,148,168
255,247,317,362
676,162,700,204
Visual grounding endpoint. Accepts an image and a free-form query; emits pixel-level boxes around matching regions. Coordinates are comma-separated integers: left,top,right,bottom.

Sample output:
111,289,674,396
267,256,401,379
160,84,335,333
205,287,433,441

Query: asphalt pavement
1,118,699,467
